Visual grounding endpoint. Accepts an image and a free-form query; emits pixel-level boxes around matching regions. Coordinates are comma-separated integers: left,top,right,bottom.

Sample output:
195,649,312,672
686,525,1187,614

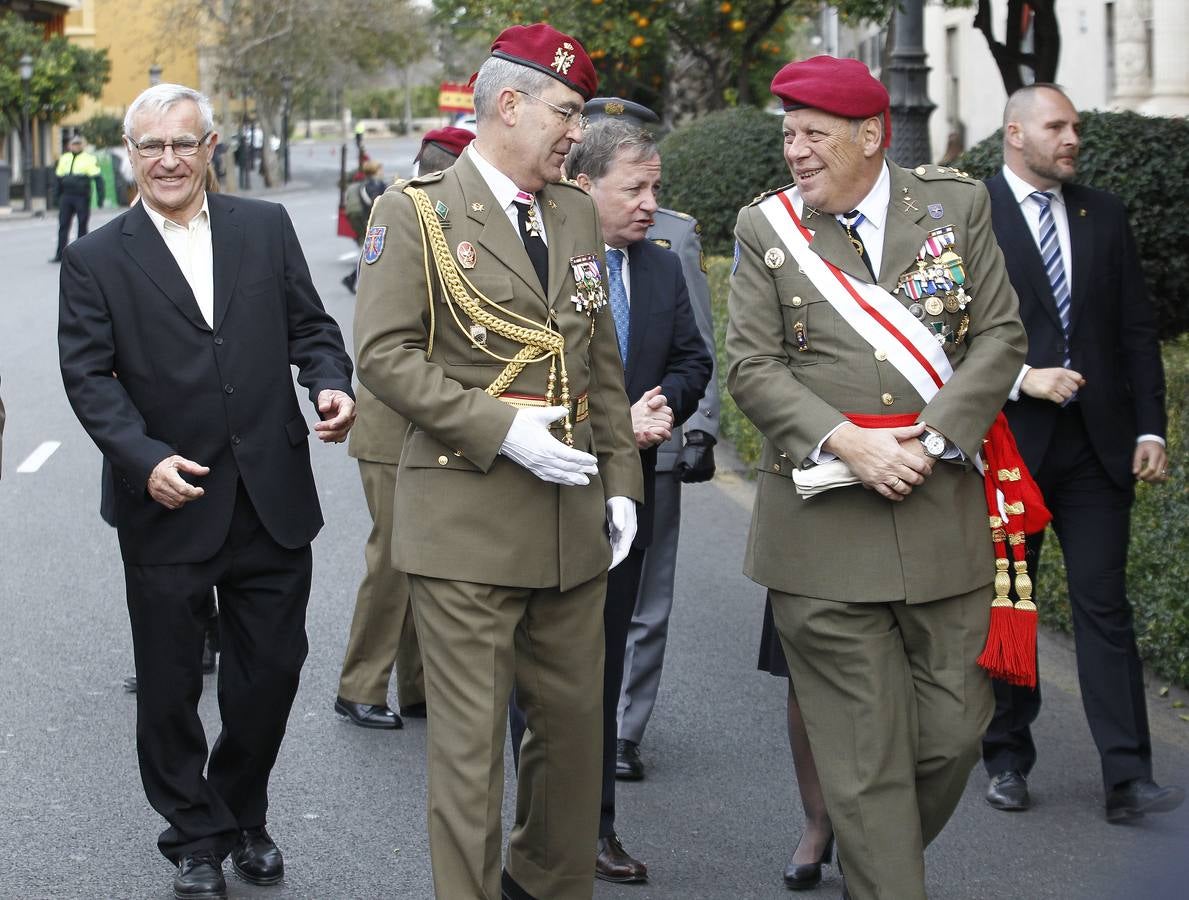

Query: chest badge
456,241,477,269
764,247,786,269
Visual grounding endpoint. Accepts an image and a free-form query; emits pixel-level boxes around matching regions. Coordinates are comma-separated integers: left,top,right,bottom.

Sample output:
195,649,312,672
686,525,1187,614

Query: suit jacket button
214,336,224,345
231,434,241,445
224,384,234,394
791,296,803,307
874,349,888,361
437,455,448,466
881,392,894,406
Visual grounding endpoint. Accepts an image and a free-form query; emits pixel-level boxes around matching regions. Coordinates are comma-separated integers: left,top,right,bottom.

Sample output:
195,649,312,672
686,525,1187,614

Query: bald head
1002,83,1080,190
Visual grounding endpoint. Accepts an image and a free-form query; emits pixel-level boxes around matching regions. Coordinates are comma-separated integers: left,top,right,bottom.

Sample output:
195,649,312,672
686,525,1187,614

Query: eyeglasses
129,132,212,159
516,91,588,129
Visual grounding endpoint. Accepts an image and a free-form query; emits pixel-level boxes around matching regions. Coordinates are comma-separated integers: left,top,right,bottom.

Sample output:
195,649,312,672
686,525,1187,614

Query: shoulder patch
747,182,796,207
911,164,977,185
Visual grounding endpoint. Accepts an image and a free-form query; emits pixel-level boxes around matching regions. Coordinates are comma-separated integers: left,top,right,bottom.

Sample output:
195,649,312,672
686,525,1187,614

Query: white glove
499,406,599,486
606,496,637,569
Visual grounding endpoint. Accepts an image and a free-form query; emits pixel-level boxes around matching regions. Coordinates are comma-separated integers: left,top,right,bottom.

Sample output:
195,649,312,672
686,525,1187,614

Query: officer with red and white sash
725,56,1027,899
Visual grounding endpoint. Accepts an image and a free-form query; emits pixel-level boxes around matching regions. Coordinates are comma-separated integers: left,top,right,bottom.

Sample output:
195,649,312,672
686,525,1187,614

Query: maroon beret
770,55,891,147
490,23,598,101
416,126,476,162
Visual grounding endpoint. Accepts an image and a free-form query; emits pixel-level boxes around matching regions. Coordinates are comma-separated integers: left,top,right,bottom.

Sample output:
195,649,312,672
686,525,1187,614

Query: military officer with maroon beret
353,23,642,900
726,56,1027,899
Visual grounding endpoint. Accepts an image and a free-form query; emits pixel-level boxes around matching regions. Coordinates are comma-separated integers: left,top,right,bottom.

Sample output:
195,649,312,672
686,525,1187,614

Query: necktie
513,190,549,291
1032,191,1072,367
606,248,630,365
838,210,875,280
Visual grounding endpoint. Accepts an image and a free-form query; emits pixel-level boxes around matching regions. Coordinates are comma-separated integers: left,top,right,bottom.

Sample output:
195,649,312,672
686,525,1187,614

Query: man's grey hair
472,57,560,123
124,83,215,139
566,119,657,183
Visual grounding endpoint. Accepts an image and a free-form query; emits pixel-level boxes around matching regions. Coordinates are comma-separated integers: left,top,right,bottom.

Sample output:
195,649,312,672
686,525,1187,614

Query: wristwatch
918,428,950,459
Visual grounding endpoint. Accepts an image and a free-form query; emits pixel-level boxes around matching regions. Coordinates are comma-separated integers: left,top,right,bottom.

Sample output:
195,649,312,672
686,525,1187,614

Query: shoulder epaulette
405,170,446,186
554,176,587,192
747,182,795,207
911,164,977,184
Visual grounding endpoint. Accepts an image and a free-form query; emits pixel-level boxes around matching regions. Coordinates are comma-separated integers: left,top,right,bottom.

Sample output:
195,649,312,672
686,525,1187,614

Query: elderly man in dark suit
58,83,355,900
981,83,1182,822
567,118,712,882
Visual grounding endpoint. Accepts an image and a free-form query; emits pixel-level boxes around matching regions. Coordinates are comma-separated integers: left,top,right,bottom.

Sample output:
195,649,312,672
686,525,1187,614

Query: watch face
923,432,946,456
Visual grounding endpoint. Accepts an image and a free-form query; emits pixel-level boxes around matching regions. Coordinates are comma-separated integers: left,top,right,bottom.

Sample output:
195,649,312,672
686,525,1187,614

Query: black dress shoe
985,770,1031,811
231,826,283,885
615,738,644,780
1105,777,1186,823
401,701,427,719
595,832,648,883
334,695,403,729
174,850,226,899
783,832,834,890
501,869,537,900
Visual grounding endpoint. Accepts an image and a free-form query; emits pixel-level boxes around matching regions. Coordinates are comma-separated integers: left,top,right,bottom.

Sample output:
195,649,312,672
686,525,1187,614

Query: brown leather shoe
595,833,647,883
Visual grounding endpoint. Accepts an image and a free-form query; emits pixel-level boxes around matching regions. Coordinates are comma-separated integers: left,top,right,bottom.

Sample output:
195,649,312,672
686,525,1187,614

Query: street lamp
280,75,293,185
19,54,33,212
149,64,162,86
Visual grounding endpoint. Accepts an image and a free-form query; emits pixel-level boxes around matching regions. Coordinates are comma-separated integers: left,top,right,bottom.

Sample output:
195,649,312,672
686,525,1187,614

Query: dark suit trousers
123,481,312,862
983,405,1150,791
599,545,646,838
56,194,90,258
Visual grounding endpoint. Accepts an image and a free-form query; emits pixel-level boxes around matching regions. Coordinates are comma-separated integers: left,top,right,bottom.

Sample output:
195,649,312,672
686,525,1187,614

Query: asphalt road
0,160,1186,899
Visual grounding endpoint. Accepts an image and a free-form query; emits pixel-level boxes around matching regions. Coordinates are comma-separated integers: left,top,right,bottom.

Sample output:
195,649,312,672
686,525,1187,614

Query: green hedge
660,107,788,257
955,111,1189,340
709,253,1189,685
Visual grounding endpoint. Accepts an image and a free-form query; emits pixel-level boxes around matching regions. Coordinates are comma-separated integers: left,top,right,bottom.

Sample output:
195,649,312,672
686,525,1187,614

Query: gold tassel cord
403,186,573,443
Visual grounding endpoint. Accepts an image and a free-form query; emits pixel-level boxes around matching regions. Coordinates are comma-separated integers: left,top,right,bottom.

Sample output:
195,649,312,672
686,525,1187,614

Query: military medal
469,323,487,346
569,253,607,315
456,241,477,269
793,321,809,351
939,248,966,285
943,292,961,314
909,302,925,319
523,202,543,239
764,247,785,269
924,296,945,317
435,200,450,228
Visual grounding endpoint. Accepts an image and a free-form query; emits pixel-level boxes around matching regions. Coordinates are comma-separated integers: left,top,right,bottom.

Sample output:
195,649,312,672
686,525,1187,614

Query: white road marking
17,440,61,473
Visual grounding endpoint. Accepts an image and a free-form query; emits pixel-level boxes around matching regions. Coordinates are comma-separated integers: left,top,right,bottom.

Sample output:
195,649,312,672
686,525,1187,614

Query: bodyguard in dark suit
568,119,712,882
981,84,1181,822
58,84,355,899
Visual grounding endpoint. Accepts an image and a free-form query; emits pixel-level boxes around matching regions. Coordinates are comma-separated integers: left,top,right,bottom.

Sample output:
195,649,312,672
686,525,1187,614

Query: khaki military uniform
336,384,424,710
354,150,642,900
727,163,1027,900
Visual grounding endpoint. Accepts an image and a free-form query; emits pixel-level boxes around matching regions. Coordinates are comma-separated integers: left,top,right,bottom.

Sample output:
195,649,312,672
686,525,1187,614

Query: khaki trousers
410,572,605,900
771,586,994,900
337,460,424,707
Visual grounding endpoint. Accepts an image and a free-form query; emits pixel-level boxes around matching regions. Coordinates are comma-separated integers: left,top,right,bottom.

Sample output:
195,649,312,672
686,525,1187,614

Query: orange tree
431,1,828,115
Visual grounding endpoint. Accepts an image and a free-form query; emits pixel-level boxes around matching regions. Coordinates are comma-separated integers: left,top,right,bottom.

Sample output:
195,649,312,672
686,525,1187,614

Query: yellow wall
64,0,201,125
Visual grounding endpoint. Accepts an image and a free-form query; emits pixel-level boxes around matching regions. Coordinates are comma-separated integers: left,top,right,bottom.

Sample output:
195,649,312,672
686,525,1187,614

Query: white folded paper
791,459,862,499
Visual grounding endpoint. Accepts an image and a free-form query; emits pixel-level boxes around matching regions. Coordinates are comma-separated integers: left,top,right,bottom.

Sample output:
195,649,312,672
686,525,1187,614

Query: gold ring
891,476,901,487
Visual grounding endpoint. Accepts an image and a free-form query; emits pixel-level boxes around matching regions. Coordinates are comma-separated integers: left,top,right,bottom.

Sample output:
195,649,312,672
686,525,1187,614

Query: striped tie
1032,191,1072,367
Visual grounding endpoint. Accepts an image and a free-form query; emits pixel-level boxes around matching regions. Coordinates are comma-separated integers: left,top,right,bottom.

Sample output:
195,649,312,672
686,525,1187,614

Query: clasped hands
822,421,934,503
498,405,636,568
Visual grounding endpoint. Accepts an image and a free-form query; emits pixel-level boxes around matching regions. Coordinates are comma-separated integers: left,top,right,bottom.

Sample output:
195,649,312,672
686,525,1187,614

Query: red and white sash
757,188,953,406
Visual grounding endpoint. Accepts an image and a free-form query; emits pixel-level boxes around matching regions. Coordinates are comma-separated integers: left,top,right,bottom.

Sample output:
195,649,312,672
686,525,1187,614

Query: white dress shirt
143,196,214,328
467,144,549,246
836,161,891,279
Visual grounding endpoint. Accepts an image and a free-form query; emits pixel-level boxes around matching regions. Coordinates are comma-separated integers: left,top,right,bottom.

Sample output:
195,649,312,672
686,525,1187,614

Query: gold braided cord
403,185,573,441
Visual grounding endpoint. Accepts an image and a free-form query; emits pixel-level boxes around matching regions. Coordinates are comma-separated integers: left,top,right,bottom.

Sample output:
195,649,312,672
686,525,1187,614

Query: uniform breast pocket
776,282,837,366
441,273,518,365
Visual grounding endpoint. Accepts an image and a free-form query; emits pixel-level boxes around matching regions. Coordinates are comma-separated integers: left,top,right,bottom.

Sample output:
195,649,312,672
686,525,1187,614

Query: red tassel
1003,602,1038,688
977,598,1016,680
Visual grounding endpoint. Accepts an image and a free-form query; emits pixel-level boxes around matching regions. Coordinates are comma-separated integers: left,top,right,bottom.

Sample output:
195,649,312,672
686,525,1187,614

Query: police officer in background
51,134,104,263
581,98,721,784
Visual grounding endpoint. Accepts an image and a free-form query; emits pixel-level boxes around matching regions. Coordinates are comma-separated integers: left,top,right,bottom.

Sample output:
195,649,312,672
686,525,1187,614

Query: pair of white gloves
499,406,635,568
